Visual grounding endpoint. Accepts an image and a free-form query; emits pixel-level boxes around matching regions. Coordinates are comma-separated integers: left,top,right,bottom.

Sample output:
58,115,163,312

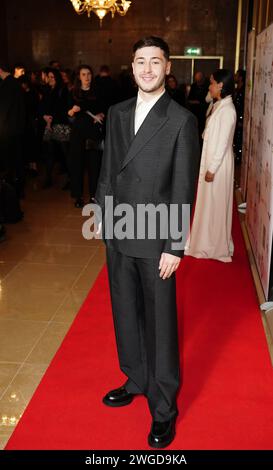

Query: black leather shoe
102,386,135,407
148,418,176,449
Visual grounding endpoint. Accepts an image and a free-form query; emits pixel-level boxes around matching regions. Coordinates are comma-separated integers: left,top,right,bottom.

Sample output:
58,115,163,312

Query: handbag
43,123,71,143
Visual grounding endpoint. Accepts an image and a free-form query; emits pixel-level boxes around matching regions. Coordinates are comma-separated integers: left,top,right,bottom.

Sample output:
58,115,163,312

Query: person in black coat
0,63,26,197
187,71,209,141
68,65,105,208
166,74,186,107
95,37,199,449
94,65,119,114
18,75,40,176
40,68,70,187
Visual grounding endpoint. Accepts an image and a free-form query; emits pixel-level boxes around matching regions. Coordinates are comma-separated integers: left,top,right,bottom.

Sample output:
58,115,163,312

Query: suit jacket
95,91,199,258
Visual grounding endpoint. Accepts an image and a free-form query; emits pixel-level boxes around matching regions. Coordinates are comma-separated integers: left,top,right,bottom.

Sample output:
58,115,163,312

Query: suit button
136,177,141,182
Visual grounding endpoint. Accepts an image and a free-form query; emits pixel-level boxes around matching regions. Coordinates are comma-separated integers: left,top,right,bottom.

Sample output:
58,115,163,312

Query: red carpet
6,213,273,450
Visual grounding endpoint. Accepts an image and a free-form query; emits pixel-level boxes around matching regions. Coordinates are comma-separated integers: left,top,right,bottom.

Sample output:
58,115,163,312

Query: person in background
18,75,40,177
0,63,25,232
165,74,186,107
61,69,75,92
13,63,26,79
185,69,236,263
0,63,26,199
233,69,246,164
187,71,209,140
68,65,104,208
94,65,119,114
40,68,70,188
49,60,61,70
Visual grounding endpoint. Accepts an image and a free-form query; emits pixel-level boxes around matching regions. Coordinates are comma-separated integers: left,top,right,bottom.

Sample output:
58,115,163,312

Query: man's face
14,67,25,79
132,46,171,94
195,72,204,84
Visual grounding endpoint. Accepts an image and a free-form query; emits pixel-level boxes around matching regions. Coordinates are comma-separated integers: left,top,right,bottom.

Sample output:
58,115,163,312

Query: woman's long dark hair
212,69,235,98
47,67,64,89
73,64,95,101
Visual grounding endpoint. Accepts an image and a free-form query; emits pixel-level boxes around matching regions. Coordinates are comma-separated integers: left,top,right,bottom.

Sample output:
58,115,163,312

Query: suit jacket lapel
119,99,136,152
120,92,171,172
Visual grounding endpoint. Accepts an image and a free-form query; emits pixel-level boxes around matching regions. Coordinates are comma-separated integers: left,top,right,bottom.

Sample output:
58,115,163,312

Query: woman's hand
205,170,215,182
43,115,53,123
93,113,105,124
68,105,81,117
43,115,53,129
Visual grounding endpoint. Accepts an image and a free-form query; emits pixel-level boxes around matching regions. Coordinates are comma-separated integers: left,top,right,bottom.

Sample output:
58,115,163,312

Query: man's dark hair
49,60,60,68
100,64,110,73
212,69,235,98
14,63,25,70
133,36,170,60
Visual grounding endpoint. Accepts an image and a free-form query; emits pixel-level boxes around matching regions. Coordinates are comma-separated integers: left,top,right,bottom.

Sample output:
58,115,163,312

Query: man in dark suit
95,37,199,448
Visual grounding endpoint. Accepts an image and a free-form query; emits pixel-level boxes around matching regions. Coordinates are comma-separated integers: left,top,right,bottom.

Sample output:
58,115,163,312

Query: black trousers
44,139,69,183
106,245,180,422
68,117,102,199
0,136,24,198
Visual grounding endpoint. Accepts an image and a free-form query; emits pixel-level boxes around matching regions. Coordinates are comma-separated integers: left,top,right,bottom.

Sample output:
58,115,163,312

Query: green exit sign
184,47,203,56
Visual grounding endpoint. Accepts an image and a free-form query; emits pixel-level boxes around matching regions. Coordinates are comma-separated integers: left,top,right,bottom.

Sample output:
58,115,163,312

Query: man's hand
95,221,102,238
205,170,215,182
159,253,181,280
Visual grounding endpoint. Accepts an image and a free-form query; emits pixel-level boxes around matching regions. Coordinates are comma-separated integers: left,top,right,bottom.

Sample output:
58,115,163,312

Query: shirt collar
136,89,166,108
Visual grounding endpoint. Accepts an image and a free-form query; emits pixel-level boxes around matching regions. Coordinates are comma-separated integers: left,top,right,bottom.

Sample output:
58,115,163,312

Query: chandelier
70,0,131,26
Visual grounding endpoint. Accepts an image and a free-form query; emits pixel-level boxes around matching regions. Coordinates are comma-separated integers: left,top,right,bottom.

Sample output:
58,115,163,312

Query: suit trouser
106,244,180,422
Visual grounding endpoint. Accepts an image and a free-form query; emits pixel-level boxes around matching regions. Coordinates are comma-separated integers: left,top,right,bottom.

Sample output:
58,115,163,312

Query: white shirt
134,89,166,135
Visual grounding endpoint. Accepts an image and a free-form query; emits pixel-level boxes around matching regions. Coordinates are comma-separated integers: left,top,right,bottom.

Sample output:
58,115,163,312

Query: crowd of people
0,58,245,243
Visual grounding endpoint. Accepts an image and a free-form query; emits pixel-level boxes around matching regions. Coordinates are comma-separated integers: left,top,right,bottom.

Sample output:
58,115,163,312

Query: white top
134,89,166,135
